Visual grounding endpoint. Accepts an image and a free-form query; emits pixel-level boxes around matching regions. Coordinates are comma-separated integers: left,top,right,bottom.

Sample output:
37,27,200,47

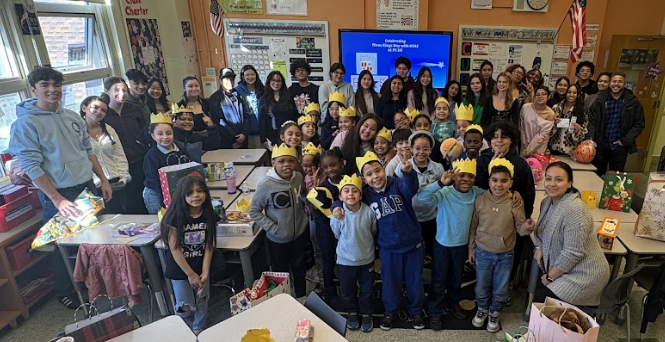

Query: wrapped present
229,271,291,316
597,217,620,250
31,190,104,250
531,151,560,170
599,172,634,213
634,172,665,241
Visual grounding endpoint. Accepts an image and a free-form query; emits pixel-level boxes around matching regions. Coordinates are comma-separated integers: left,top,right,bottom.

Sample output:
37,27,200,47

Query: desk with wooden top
202,149,267,165
205,165,255,190
556,155,598,172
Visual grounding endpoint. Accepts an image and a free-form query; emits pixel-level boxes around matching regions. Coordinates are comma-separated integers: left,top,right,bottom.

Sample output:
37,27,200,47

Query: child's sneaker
412,314,425,330
472,308,488,328
445,301,468,319
380,313,394,330
347,313,360,330
487,311,501,333
361,314,373,332
429,315,443,331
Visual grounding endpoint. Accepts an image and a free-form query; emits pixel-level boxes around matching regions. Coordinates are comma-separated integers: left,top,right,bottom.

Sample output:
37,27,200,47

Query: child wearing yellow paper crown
298,114,320,148
373,127,396,166
143,112,190,214
249,144,309,301
321,92,346,149
455,102,475,146
330,106,357,149
330,174,377,332
304,102,321,126
468,158,534,333
430,98,457,143
332,151,425,330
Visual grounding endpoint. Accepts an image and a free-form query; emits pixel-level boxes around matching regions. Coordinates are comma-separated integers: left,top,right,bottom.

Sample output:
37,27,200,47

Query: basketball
574,142,596,164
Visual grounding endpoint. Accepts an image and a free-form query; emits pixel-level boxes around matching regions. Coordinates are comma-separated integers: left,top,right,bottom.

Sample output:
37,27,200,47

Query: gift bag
158,161,204,207
229,271,291,315
64,296,140,342
531,151,560,170
634,173,665,241
599,172,634,213
528,297,599,342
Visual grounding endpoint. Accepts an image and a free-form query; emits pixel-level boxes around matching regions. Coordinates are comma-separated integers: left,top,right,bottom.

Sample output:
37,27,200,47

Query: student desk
534,170,605,192
198,294,347,342
617,228,665,275
202,148,267,165
242,166,272,190
555,155,598,172
523,221,627,320
205,165,255,190
532,191,639,223
56,215,169,316
107,315,195,342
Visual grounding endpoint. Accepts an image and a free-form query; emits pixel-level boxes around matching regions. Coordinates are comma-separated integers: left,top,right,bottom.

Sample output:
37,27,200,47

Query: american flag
210,0,224,36
568,0,587,62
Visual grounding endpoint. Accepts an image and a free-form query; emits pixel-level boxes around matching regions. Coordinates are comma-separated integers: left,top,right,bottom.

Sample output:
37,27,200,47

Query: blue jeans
474,247,514,313
428,243,467,316
338,262,375,315
379,243,424,316
143,187,163,214
171,278,210,332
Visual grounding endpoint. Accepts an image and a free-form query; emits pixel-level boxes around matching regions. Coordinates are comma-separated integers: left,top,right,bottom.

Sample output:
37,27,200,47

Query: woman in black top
258,71,299,147
480,60,496,98
375,75,406,129
547,77,570,108
176,76,219,150
481,72,520,128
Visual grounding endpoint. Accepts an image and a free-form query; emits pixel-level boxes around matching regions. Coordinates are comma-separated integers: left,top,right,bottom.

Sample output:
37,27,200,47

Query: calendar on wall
223,19,330,86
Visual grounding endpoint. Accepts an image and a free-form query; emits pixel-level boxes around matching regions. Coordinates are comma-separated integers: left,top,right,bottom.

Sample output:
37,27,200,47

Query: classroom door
606,35,665,172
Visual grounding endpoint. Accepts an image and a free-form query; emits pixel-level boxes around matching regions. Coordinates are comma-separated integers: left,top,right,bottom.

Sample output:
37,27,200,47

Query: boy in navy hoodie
332,151,425,330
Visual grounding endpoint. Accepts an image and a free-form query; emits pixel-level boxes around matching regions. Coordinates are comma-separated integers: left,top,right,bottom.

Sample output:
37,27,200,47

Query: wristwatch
546,275,555,283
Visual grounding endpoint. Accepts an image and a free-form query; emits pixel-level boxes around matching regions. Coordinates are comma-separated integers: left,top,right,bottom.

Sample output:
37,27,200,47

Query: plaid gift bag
64,296,140,342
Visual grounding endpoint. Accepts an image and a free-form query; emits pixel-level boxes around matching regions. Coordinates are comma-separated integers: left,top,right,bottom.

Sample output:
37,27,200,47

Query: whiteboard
223,18,330,87
457,25,557,90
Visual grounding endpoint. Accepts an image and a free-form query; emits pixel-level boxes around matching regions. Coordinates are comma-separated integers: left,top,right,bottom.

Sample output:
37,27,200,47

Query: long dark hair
355,70,379,114
412,67,437,111
239,65,265,98
259,71,293,113
181,76,204,104
565,84,587,125
380,74,405,100
80,94,115,145
443,80,463,104
146,78,169,113
160,176,220,250
548,76,570,107
465,73,486,107
341,113,384,175
546,161,579,194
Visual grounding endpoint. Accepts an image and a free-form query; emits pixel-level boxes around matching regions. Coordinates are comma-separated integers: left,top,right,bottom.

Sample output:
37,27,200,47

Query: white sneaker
487,311,501,333
472,308,488,328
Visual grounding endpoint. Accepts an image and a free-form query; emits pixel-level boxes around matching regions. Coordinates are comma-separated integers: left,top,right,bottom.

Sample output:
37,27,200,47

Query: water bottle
224,162,237,194
241,181,250,197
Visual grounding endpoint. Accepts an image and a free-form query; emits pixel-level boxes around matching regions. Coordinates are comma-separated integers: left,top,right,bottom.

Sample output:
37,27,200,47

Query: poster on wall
376,0,419,31
553,45,570,59
126,18,170,94
14,4,40,35
222,0,263,14
267,0,307,16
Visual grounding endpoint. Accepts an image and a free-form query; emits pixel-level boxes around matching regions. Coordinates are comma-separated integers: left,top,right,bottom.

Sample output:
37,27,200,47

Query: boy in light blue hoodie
330,174,377,333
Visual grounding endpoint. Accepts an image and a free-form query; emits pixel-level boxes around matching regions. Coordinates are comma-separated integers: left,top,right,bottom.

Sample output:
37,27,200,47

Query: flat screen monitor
339,29,453,92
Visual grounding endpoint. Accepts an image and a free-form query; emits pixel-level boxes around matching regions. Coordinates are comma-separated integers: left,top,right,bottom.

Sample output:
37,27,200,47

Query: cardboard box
598,216,620,250
216,222,259,237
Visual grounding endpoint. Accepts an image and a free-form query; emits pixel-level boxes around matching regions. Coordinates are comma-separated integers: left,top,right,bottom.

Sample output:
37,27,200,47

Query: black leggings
265,231,309,298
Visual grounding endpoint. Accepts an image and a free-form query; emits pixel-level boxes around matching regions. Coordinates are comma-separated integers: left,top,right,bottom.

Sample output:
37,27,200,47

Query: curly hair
484,120,520,148
290,59,311,77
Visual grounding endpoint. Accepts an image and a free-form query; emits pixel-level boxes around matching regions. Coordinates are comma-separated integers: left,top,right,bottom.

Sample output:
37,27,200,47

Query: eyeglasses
512,70,524,76
413,147,431,153
295,68,307,73
332,71,344,76
270,79,283,83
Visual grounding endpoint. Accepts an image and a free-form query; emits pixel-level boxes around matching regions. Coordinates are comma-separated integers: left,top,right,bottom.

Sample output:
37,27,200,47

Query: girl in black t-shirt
160,176,220,334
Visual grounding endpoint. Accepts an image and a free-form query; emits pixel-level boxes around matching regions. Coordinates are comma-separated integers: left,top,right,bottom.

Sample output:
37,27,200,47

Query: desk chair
580,264,644,341
303,292,347,337
635,261,665,341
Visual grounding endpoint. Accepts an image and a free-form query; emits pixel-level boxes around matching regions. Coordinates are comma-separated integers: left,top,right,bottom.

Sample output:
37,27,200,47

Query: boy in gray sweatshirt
249,144,308,299
330,174,377,332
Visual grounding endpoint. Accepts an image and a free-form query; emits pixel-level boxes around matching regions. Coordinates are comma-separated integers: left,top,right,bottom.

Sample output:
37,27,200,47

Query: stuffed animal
440,138,464,160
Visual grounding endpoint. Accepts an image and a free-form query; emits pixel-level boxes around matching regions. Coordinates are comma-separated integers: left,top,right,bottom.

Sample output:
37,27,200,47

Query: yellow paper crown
435,97,450,107
298,114,316,126
339,106,356,117
236,198,251,213
356,151,380,174
404,108,421,122
376,127,392,142
271,143,297,159
466,124,484,135
328,91,346,104
455,103,474,122
170,103,193,114
488,158,515,177
337,174,363,191
150,112,173,124
304,102,320,114
302,142,322,156
452,158,477,175
306,187,333,217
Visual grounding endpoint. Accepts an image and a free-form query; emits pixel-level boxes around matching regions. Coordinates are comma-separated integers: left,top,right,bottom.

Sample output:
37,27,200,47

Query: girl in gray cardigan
534,162,610,306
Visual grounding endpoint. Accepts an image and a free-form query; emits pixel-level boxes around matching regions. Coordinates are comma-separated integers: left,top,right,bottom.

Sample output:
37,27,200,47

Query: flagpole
554,0,576,37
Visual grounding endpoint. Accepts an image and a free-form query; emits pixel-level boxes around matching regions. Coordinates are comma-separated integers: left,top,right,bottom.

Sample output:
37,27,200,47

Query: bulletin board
457,26,558,89
223,19,330,86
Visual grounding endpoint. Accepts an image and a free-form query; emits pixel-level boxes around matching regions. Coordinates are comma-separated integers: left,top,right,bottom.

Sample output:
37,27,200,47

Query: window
61,78,104,112
0,29,19,79
0,92,23,151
